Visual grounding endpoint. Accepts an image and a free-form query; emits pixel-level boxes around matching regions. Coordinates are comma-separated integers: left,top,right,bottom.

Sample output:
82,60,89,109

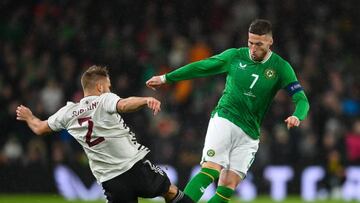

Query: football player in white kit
16,66,193,203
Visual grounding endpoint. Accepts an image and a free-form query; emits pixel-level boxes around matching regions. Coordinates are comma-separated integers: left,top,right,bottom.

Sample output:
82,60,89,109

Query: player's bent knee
218,169,242,189
201,161,222,172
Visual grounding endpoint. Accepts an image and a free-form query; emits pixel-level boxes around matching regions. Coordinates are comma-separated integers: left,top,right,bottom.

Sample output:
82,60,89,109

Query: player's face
248,33,273,62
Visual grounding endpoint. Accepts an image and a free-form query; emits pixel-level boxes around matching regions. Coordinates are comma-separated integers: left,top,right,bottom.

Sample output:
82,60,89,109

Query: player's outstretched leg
184,166,220,202
164,185,194,203
135,158,193,202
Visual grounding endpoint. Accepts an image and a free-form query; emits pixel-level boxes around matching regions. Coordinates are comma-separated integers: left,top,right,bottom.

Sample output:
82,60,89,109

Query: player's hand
16,105,33,122
146,75,165,91
146,97,161,115
284,116,300,129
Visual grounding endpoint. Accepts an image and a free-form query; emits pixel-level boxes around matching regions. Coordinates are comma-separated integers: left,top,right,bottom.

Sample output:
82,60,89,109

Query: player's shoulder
215,47,242,59
99,92,121,100
59,101,77,112
66,101,76,106
270,51,292,68
100,92,116,98
226,47,250,58
222,47,247,54
271,51,289,64
238,47,249,52
237,47,250,57
49,101,77,120
98,92,122,106
98,92,122,114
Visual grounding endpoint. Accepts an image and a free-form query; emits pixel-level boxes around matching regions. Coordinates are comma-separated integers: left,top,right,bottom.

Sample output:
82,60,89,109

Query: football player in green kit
146,19,310,203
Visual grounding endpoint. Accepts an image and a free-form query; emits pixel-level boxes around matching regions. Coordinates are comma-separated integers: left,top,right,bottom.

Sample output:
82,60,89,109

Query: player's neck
249,49,272,63
261,50,272,63
83,90,101,97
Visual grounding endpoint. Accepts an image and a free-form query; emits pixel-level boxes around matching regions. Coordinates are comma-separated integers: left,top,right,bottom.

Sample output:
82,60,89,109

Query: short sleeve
102,93,121,114
48,106,68,132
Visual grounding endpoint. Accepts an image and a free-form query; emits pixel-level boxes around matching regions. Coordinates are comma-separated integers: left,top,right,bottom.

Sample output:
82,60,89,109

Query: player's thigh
229,132,259,177
102,172,138,203
134,158,171,198
201,114,233,167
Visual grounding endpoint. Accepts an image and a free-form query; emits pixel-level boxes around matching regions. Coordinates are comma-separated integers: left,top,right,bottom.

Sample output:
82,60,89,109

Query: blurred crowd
0,0,359,194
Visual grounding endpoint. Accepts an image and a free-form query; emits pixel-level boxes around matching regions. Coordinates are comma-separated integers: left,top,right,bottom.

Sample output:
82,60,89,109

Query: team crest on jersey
207,149,215,157
264,68,276,79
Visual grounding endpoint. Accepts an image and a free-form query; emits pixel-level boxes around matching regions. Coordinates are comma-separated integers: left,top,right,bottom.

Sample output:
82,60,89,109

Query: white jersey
47,92,149,183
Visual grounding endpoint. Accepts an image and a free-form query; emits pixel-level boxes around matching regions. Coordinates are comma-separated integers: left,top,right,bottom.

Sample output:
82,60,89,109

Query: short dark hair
81,65,109,90
249,19,272,36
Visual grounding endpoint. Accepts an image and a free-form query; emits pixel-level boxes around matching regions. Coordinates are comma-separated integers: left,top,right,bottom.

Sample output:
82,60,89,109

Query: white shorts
201,113,259,177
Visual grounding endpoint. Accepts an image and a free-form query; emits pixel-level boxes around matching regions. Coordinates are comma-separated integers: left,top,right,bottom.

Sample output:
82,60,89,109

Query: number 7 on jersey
250,74,259,89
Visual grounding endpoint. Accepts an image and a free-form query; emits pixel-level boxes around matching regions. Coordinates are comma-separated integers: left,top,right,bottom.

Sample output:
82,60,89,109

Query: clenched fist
146,75,166,90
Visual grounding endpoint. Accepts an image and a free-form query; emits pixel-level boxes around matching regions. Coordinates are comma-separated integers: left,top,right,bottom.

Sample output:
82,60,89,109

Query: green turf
0,194,356,203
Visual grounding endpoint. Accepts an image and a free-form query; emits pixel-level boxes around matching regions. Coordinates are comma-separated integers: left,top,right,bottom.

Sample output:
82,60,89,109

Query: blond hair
81,65,109,90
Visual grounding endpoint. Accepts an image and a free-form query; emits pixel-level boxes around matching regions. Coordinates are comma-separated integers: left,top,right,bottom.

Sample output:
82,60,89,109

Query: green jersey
165,47,309,139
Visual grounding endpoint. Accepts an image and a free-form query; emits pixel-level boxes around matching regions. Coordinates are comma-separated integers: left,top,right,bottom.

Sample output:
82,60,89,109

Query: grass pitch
0,194,356,203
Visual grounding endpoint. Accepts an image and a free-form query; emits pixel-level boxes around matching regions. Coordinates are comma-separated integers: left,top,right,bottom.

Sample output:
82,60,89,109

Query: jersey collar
80,95,97,103
248,49,273,64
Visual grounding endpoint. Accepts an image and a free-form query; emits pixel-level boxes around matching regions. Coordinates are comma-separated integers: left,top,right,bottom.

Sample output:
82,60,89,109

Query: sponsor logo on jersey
207,149,215,157
238,62,247,69
264,68,276,79
244,91,256,98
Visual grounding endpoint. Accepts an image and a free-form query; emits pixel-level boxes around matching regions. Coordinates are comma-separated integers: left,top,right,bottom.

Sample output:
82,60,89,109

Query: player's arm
117,97,161,115
146,59,226,90
284,90,310,129
281,62,310,129
291,90,309,121
16,105,52,135
146,48,236,90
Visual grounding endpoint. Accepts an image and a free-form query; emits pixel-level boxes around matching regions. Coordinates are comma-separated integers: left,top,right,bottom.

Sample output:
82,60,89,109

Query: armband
285,81,303,96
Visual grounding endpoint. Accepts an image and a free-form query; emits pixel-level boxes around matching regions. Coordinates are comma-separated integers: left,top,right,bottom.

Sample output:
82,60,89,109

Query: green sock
208,186,234,203
184,168,220,202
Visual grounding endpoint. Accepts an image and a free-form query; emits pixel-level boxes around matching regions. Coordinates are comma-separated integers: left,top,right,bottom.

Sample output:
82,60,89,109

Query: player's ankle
168,189,194,203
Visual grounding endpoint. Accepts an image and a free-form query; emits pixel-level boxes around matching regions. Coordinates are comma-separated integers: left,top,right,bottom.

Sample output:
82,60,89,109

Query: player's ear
96,82,103,93
269,36,273,46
